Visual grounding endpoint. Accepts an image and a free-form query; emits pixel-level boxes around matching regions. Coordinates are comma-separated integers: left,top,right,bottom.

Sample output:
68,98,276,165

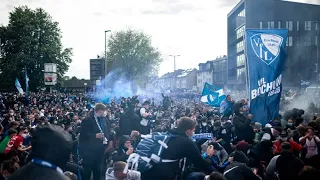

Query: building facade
227,0,320,88
212,55,228,86
90,58,107,84
176,69,197,90
197,61,214,91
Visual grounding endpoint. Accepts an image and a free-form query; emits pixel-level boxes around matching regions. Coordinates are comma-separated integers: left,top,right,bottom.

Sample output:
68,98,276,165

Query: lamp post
169,54,181,71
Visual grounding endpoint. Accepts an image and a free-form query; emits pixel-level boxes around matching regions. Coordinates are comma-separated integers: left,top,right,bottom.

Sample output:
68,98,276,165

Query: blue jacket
220,100,234,117
202,153,230,173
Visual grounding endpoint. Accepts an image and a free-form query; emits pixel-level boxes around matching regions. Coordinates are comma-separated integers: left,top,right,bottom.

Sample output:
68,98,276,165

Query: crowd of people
0,91,319,180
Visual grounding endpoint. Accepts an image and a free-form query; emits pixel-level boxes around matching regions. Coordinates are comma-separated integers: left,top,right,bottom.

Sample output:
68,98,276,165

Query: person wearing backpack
140,117,211,180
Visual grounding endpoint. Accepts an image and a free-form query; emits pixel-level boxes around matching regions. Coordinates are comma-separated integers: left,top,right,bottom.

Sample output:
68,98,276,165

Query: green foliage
0,6,72,91
106,29,162,81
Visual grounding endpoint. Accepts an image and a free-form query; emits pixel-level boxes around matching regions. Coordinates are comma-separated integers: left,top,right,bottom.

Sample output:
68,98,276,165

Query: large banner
246,29,288,125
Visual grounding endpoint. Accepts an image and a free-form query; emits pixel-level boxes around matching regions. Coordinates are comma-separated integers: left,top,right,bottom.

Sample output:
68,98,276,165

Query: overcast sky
0,0,319,79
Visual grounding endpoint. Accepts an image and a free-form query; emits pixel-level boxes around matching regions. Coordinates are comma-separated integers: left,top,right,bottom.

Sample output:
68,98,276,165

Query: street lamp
169,54,181,71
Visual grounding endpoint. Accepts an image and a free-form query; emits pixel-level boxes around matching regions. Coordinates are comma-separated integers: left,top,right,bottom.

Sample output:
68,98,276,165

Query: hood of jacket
233,102,243,116
106,168,116,180
168,128,188,138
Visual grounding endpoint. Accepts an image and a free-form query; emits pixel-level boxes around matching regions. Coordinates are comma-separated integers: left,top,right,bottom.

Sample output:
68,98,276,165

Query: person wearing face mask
79,103,112,180
273,131,302,155
111,135,134,163
232,102,254,144
141,117,211,180
195,117,212,134
4,127,32,155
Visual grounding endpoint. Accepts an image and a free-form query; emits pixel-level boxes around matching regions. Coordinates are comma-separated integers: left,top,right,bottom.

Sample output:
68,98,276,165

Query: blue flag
25,70,29,95
15,78,24,94
200,82,226,107
246,29,288,125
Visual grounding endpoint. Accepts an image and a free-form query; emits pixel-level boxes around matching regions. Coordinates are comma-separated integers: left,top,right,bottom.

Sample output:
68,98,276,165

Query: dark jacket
265,151,304,180
112,136,130,162
141,128,210,180
119,110,140,135
232,103,254,144
224,162,260,180
79,112,111,159
277,152,304,180
195,124,212,134
248,141,274,168
9,163,69,180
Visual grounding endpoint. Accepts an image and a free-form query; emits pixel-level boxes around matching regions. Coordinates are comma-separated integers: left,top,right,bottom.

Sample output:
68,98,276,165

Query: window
289,21,293,31
237,68,246,80
260,22,263,29
316,36,318,46
297,21,300,31
305,21,311,31
286,38,288,46
237,54,245,67
278,21,281,29
288,36,293,46
305,36,312,46
236,41,244,53
91,71,97,76
91,65,96,70
286,21,289,29
268,21,271,29
270,21,274,28
236,25,245,39
296,37,300,46
238,9,245,17
315,22,319,31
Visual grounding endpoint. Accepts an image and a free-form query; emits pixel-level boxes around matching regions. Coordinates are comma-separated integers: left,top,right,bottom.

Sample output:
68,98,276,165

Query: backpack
124,132,180,174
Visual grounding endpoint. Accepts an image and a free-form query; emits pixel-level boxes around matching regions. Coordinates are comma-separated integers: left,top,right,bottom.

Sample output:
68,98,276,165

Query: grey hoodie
105,168,141,180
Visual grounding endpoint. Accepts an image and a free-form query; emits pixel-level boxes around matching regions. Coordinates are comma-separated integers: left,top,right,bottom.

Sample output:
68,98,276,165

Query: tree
0,6,72,91
106,29,162,81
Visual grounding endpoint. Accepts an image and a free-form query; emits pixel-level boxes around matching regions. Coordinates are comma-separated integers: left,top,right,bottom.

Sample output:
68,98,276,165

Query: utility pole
169,54,181,71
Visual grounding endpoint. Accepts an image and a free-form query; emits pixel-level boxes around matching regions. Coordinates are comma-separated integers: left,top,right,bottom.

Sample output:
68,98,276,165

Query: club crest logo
207,92,219,105
250,33,283,65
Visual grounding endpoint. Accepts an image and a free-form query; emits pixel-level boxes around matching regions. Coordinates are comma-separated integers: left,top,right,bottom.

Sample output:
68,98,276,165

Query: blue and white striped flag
200,83,226,107
15,78,24,94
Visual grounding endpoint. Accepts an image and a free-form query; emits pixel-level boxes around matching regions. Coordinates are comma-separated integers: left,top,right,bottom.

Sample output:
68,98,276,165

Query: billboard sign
44,73,57,85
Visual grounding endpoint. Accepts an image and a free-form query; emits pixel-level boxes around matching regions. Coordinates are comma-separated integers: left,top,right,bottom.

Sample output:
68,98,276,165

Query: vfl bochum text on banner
246,29,288,125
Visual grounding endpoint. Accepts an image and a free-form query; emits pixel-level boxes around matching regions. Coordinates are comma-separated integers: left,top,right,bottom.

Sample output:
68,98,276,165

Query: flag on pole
246,29,288,125
15,78,24,94
25,69,29,95
200,82,226,107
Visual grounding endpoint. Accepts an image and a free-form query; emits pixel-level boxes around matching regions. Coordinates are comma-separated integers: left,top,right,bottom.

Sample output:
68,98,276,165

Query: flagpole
25,67,30,114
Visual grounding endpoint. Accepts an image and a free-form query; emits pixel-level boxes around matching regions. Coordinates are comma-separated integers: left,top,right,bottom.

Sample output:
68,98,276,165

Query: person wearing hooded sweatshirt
223,149,260,180
112,135,133,163
232,102,254,144
9,124,73,180
202,143,233,173
141,117,210,180
106,161,141,180
266,142,304,180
